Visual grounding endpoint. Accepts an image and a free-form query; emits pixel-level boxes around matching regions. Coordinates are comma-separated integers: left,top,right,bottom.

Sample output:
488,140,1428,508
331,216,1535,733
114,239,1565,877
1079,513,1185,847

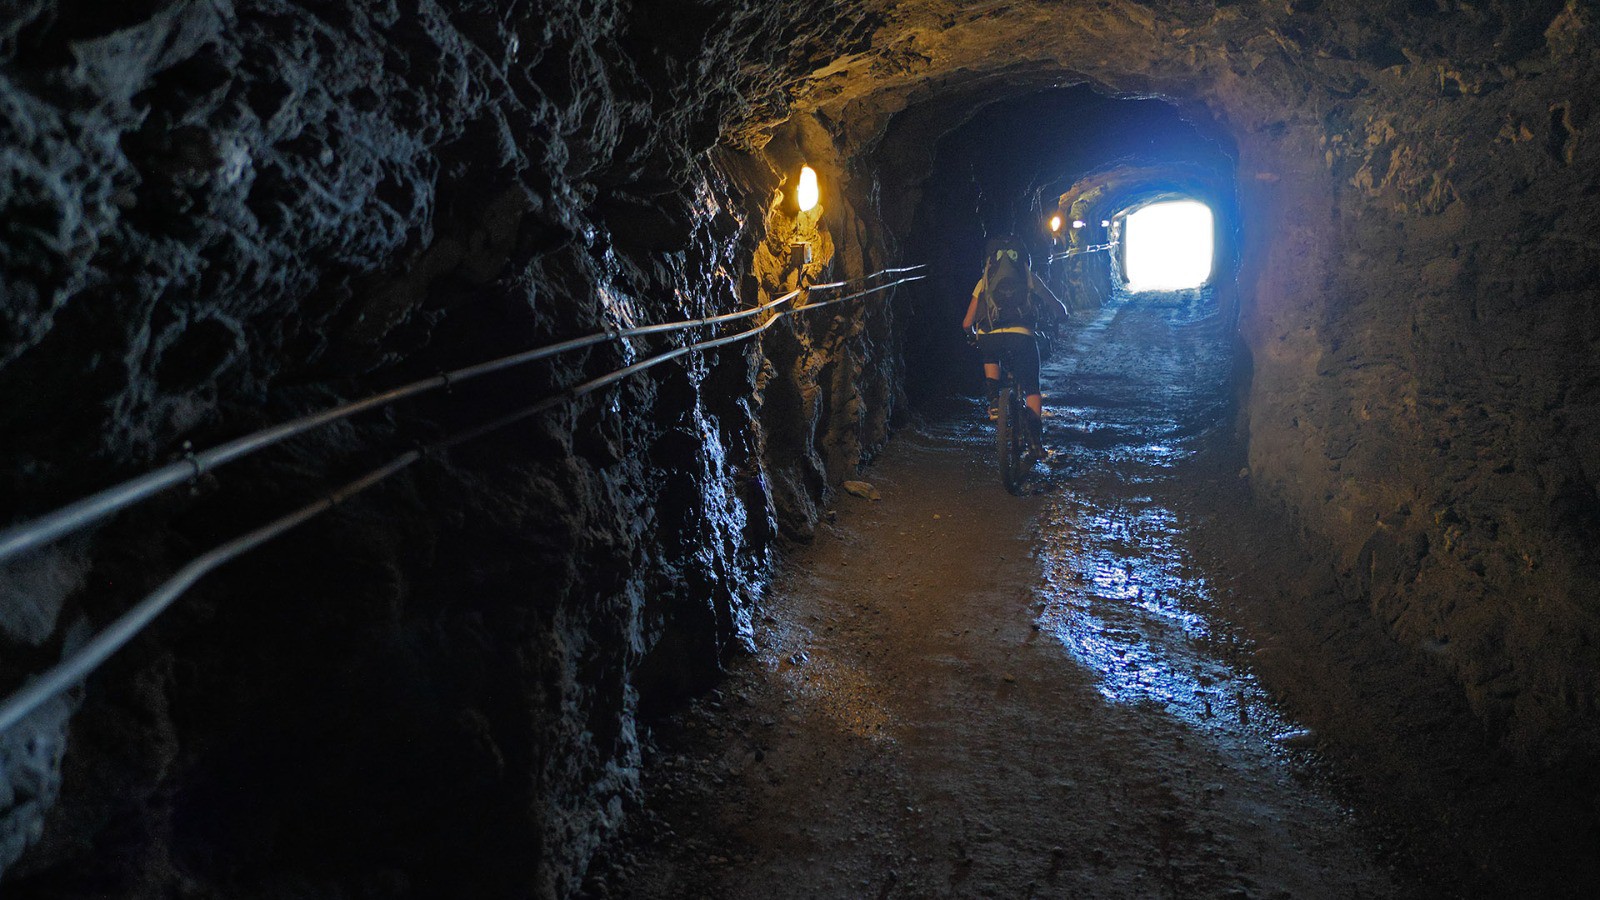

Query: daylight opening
1124,200,1214,291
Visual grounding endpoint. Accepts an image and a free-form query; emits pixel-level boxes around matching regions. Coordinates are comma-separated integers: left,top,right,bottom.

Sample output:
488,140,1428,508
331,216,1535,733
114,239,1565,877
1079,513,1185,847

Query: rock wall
1,1,897,896
1239,12,1600,767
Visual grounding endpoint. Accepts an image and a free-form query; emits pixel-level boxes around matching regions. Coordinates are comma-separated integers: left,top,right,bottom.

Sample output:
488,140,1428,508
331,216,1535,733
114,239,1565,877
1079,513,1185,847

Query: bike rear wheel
996,385,1024,494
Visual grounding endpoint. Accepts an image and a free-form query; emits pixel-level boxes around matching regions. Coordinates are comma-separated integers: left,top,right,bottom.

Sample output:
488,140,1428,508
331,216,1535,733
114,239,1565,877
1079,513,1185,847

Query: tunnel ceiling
1061,164,1236,223
757,0,1567,146
878,85,1235,231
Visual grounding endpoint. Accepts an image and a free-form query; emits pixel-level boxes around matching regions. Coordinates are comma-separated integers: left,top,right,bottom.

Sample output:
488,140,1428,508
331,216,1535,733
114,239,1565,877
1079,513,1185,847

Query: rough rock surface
2,1,895,896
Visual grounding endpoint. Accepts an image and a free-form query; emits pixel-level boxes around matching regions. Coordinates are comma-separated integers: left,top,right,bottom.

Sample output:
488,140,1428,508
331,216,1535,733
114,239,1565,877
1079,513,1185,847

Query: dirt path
590,289,1397,899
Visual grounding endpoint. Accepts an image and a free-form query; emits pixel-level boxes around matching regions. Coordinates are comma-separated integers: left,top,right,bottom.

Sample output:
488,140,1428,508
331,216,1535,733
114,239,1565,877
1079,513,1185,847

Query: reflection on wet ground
602,284,1395,900
1034,287,1306,745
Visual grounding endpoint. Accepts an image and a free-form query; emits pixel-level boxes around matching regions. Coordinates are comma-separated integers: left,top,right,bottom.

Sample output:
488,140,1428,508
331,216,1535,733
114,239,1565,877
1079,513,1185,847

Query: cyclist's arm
961,278,984,330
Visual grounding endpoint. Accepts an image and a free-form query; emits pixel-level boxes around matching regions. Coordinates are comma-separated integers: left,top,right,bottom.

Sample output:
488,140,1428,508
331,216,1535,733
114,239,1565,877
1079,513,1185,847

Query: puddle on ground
1035,487,1294,743
1033,288,1307,748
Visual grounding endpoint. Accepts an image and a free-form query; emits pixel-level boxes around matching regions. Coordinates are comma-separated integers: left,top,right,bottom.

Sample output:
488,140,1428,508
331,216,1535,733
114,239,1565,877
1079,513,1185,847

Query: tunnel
889,84,1241,405
1,2,1598,898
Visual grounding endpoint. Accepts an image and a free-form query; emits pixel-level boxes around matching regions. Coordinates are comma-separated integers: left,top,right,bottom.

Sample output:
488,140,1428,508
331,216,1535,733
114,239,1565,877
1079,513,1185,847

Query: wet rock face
1207,4,1600,769
2,1,894,896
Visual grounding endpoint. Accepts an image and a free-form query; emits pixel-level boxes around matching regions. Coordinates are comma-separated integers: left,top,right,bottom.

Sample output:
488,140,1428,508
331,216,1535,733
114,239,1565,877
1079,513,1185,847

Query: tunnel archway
1052,160,1242,312
872,85,1239,406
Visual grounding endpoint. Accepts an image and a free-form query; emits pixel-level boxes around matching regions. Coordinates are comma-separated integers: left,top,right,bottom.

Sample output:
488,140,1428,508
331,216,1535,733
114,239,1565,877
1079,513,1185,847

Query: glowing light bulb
1049,214,1063,233
1072,219,1087,229
797,166,820,212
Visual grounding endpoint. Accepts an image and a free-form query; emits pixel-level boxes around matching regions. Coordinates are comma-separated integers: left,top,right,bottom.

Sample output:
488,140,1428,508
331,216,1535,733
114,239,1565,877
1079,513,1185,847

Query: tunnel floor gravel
585,287,1594,900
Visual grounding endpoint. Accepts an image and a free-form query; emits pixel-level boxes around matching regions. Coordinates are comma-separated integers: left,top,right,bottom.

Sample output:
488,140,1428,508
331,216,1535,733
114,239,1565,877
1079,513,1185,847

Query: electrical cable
0,452,420,734
0,267,920,566
1049,241,1119,262
0,269,925,733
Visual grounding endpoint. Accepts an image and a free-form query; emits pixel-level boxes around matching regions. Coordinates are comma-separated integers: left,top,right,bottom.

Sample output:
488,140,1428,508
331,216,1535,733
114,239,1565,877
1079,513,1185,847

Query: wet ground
586,286,1597,899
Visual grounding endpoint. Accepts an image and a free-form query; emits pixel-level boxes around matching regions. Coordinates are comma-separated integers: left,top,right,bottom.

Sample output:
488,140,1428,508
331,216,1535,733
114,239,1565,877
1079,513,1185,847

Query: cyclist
961,236,1070,461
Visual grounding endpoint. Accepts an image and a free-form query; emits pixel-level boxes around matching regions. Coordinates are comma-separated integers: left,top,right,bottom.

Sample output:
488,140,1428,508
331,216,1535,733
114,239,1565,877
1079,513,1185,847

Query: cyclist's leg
976,335,1002,417
1010,335,1045,454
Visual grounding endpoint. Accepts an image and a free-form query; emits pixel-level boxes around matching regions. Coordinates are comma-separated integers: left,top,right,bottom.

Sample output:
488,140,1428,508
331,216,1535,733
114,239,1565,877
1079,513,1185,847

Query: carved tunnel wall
0,3,899,895
2,1,1598,897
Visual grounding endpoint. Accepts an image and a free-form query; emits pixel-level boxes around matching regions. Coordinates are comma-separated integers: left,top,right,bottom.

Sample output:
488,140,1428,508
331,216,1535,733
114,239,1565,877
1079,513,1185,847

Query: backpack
980,236,1032,329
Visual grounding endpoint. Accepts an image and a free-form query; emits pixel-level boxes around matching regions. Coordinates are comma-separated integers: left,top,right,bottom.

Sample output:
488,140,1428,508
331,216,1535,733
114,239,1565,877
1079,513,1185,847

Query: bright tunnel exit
1123,200,1214,291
